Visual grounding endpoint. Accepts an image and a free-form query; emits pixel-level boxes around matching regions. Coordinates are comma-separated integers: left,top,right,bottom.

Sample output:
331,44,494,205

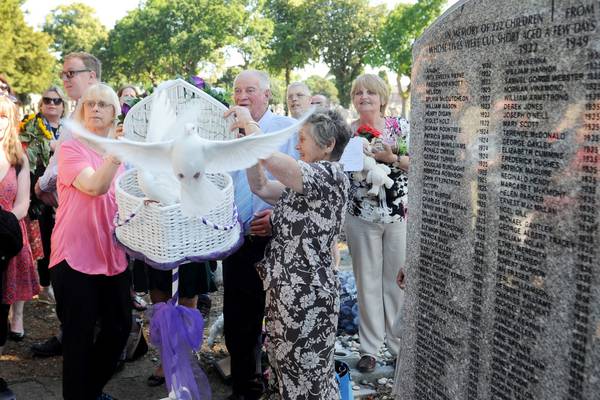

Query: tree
43,3,108,61
305,75,338,104
264,0,319,90
368,0,446,116
316,0,384,107
98,0,247,87
0,0,55,96
233,0,274,69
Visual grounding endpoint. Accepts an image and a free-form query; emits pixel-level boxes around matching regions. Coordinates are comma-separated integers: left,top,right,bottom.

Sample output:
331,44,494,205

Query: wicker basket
116,79,242,268
115,169,241,268
123,78,236,142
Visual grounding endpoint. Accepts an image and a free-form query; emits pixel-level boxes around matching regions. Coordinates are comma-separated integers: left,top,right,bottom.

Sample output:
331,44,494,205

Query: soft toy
354,137,394,196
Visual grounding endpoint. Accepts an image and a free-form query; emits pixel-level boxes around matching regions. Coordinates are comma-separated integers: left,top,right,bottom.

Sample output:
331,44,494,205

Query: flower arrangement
355,124,381,141
396,136,408,156
188,75,231,107
19,113,53,168
118,96,141,124
117,76,231,123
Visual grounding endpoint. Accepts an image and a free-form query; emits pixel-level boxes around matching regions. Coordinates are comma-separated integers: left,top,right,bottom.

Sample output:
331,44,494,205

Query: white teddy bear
353,138,394,196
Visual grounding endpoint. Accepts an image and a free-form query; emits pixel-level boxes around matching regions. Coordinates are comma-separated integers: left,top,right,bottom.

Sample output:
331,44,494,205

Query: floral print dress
256,160,349,400
349,116,409,223
0,167,39,304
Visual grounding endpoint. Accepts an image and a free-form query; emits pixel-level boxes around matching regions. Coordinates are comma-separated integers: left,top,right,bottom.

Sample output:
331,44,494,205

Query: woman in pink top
50,84,130,400
0,95,37,349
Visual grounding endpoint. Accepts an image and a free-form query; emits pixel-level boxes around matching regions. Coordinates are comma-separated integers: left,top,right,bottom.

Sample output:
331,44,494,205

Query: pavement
3,245,396,400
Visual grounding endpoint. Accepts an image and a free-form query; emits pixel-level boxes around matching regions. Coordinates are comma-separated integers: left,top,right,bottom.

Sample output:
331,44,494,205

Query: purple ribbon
150,301,211,400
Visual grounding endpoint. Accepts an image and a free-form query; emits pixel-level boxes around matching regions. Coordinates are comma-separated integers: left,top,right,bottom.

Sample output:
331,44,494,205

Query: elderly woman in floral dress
225,105,351,400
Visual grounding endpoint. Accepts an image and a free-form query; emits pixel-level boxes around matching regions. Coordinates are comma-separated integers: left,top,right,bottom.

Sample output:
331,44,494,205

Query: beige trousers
344,213,406,358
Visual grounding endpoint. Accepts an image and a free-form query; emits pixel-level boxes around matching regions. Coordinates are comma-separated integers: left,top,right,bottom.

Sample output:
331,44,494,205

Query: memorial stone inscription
400,1,600,399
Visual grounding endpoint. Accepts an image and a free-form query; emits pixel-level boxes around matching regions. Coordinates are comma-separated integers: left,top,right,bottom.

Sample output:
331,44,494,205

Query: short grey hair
287,82,311,95
305,110,351,161
234,70,271,91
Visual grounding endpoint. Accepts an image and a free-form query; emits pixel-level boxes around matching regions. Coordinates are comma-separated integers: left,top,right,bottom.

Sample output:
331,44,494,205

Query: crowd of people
0,51,409,400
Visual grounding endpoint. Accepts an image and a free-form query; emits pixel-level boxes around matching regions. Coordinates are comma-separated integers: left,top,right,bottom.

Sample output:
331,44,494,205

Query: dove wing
146,90,177,143
202,110,313,173
63,119,174,173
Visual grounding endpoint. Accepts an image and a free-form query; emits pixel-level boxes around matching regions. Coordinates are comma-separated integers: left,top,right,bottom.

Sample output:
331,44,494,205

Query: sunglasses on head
42,97,63,105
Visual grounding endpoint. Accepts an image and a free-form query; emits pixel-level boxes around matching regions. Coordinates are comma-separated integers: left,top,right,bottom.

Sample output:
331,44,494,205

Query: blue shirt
230,109,297,233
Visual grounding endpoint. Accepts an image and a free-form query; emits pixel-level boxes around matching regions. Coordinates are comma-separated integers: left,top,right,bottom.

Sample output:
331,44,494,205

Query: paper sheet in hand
339,137,364,172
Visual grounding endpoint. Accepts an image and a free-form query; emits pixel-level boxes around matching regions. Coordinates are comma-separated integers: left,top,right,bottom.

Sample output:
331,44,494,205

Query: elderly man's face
286,86,311,119
234,73,270,121
311,94,329,110
61,57,96,101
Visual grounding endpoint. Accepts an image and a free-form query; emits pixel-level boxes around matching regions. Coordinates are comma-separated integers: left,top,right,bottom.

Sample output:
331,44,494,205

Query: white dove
135,90,180,205
64,109,313,217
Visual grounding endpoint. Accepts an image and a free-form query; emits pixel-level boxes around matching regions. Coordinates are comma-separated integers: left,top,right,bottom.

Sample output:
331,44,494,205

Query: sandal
356,355,377,373
147,374,165,387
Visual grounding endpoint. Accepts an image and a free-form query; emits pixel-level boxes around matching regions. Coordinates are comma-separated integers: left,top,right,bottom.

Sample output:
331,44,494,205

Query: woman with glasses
0,95,37,353
20,86,67,306
49,83,130,400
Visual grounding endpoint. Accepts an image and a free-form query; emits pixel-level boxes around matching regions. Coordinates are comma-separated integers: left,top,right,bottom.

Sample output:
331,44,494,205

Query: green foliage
369,0,446,78
234,0,274,69
43,3,108,61
264,0,320,89
269,74,287,106
0,0,55,95
315,0,384,107
305,75,338,104
98,0,247,88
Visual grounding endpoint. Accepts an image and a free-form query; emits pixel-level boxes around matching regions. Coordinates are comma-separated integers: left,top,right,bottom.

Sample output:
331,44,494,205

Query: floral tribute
355,124,382,142
19,113,53,168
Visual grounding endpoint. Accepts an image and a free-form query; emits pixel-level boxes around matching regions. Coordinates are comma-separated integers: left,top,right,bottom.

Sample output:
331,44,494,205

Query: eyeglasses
0,82,8,91
83,100,114,110
59,69,91,80
42,97,63,105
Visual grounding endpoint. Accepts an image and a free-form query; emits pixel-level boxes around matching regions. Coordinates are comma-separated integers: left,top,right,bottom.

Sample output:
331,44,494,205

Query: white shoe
37,286,56,305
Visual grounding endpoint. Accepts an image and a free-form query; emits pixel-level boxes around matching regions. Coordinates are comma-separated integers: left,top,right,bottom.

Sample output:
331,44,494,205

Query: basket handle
114,201,145,228
198,204,239,231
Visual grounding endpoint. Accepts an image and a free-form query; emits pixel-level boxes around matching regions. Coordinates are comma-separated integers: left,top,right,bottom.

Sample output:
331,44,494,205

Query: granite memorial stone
399,0,600,399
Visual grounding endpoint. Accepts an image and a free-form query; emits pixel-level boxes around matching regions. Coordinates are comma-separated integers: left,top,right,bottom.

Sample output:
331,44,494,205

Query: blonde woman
50,84,130,400
346,74,410,373
0,95,37,349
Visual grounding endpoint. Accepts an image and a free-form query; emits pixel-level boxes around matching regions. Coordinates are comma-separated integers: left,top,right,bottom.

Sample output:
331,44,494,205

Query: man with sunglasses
31,52,101,358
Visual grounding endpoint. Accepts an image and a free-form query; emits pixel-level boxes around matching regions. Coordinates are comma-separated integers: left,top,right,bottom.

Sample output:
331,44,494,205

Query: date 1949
567,36,589,49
